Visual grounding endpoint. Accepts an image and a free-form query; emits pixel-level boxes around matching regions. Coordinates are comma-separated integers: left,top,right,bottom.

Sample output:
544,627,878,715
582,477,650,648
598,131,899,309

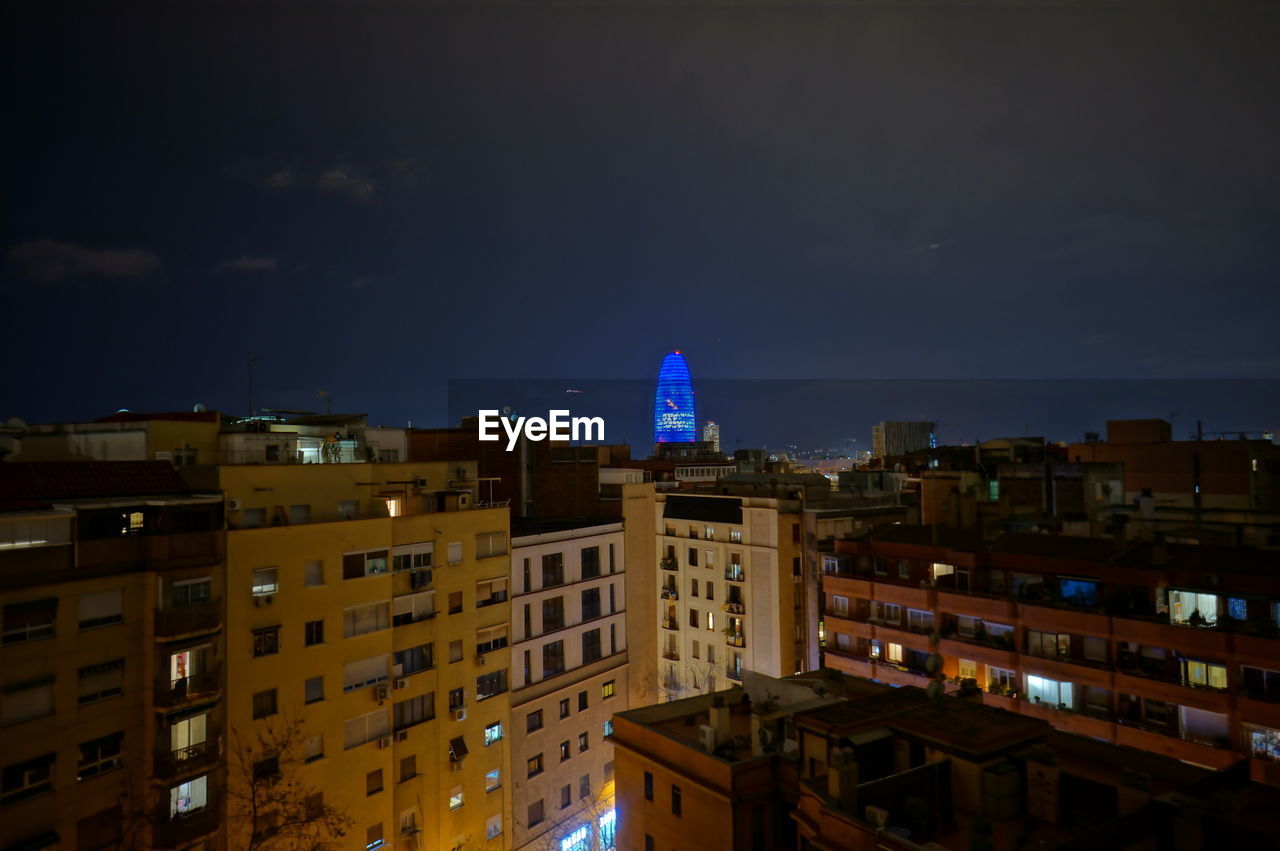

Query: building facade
870,421,935,462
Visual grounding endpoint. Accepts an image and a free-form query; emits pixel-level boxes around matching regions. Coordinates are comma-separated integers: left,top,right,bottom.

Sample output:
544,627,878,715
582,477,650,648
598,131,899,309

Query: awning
449,736,468,761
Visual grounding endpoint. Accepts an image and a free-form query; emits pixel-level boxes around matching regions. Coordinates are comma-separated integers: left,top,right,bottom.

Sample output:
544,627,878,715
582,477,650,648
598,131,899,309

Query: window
394,643,434,676
645,835,655,851
305,676,324,704
367,823,384,849
528,754,544,777
450,640,463,663
672,784,682,816
988,665,1016,693
393,591,436,626
1026,674,1074,708
172,577,211,607
344,603,390,637
958,659,978,681
243,508,265,528
290,504,311,524
2,677,54,726
447,542,463,564
449,687,465,710
450,786,464,810
343,709,390,750
305,736,323,763
543,640,566,678
299,619,323,648
543,597,565,631
582,629,602,664
687,547,698,567
579,690,588,711
252,567,278,596
1,753,55,806
366,768,384,796
252,626,280,657
304,560,324,587
253,689,278,719
578,732,589,752
484,721,503,745
691,578,699,597
542,553,565,587
706,581,714,601
560,698,570,718
879,602,901,624
603,719,614,737
730,529,742,543
1183,660,1228,690
582,546,601,579
77,732,123,780
476,531,507,558
644,771,653,801
885,642,904,664
582,587,602,620
476,670,507,701
528,799,544,827
1170,589,1219,626
343,655,389,691
528,710,543,732
689,608,699,628
486,814,502,840
907,609,933,633
602,679,616,699
1026,630,1070,660
78,659,124,705
560,740,571,761
399,754,416,782
560,784,572,808
830,595,849,617
393,694,433,730
78,590,123,630
169,775,208,816
448,591,463,615
344,551,389,580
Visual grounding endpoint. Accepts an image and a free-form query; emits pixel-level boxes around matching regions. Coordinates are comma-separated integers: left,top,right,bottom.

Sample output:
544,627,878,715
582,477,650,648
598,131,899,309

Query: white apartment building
509,520,626,851
655,493,805,702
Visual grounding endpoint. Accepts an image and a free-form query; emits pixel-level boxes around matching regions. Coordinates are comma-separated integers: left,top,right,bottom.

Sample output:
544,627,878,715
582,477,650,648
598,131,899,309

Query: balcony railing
660,587,679,601
155,668,221,708
661,618,679,631
725,566,745,583
662,649,680,661
723,602,745,615
151,792,221,848
660,557,679,572
154,728,221,777
154,601,223,638
725,666,744,682
725,633,746,648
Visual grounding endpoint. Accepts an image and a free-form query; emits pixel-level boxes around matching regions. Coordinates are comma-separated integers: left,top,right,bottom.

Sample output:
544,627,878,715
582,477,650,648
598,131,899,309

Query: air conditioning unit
395,730,409,743
452,708,467,722
377,736,392,749
227,498,242,511
415,477,429,490
865,805,890,830
457,492,471,508
374,684,390,702
475,654,486,667
254,595,273,607
394,678,408,690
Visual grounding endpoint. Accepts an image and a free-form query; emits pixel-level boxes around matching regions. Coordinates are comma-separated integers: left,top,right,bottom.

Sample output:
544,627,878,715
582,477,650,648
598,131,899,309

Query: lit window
485,769,500,792
449,786,464,810
484,722,503,745
169,775,208,816
602,680,615,699
252,567,278,597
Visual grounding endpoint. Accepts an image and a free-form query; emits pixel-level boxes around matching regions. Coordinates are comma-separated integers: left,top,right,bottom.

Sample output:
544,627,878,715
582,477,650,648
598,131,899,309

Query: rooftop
0,461,193,504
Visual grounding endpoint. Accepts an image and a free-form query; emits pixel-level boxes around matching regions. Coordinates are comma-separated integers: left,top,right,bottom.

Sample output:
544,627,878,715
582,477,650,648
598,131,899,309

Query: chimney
826,747,859,812
710,696,731,743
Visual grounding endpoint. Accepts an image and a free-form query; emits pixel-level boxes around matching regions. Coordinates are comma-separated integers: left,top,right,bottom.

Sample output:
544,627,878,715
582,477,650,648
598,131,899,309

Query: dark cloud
219,256,279,272
7,240,160,283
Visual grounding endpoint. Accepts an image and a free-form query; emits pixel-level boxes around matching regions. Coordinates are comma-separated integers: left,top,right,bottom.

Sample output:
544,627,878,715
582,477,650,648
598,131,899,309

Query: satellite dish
193,403,206,413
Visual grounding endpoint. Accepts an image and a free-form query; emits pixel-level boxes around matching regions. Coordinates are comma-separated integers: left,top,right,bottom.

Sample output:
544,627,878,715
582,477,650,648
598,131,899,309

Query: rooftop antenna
247,355,260,416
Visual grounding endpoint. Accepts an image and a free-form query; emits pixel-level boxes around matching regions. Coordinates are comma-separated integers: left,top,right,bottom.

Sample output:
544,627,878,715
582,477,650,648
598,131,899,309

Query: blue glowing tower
653,351,697,443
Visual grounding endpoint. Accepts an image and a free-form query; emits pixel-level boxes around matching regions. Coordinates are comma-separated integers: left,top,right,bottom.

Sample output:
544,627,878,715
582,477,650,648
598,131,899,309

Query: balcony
1114,720,1239,769
725,633,746,648
662,649,680,661
79,531,223,573
723,602,746,615
822,574,873,598
725,666,744,682
872,583,934,611
935,588,1015,624
661,618,679,631
151,793,221,848
724,565,745,583
155,668,221,708
154,727,222,777
660,557,678,572
154,601,223,639
1017,601,1110,638
660,587,679,601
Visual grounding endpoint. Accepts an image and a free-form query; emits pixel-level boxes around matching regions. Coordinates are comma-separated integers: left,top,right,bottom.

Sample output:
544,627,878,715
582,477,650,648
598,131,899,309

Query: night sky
6,2,1279,441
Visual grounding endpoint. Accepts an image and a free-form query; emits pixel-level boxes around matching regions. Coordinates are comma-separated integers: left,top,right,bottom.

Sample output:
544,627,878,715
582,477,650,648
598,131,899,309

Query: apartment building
654,493,806,702
508,519,626,851
0,462,226,851
219,460,513,850
822,524,1280,783
608,670,1280,850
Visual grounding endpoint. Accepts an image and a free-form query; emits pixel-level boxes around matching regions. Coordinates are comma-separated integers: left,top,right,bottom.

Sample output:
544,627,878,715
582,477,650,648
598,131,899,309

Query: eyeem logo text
477,410,605,451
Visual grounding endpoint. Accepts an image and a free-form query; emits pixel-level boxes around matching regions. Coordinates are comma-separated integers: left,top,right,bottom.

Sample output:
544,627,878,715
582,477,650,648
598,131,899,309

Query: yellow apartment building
220,461,513,850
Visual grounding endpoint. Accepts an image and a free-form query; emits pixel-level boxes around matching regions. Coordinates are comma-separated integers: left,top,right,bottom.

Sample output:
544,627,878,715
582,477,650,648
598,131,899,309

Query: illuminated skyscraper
653,351,696,443
703,420,720,452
